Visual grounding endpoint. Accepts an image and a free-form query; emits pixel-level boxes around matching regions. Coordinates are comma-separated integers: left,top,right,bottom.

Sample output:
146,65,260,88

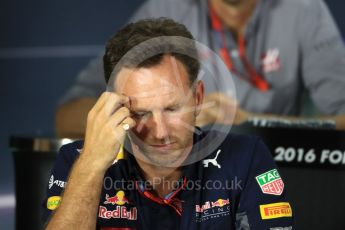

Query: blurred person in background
56,0,345,138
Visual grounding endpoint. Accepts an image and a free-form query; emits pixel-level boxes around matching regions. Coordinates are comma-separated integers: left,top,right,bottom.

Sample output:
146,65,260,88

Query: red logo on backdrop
261,49,281,73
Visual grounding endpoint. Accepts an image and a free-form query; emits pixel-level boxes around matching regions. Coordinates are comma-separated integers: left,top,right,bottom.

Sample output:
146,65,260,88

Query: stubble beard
130,133,194,167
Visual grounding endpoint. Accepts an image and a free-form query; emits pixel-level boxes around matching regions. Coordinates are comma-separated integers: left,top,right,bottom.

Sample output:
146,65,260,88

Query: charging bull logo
211,198,230,208
104,191,129,205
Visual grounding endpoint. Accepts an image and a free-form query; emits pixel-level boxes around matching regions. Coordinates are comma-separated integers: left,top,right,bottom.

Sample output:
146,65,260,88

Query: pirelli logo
260,202,292,220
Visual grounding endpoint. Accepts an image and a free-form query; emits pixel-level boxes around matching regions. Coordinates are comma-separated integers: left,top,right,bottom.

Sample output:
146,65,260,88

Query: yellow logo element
47,196,61,210
211,198,230,207
104,190,129,205
260,202,292,220
116,145,124,160
113,145,125,164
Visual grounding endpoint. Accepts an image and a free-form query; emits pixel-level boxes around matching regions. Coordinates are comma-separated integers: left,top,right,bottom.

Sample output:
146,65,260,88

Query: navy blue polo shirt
42,129,294,229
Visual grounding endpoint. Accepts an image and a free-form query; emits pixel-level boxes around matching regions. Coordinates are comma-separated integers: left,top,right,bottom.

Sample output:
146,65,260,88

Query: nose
151,110,169,140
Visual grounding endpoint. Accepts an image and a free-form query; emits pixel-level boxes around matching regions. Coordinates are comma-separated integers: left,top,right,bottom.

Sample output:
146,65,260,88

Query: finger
120,117,136,131
112,117,136,144
196,111,217,126
206,92,237,106
86,93,112,134
92,97,130,132
123,95,132,110
88,92,111,118
107,106,131,127
104,93,130,117
206,92,221,101
218,94,237,106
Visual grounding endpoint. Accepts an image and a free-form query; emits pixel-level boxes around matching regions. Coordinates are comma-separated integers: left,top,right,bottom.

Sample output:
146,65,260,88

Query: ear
194,80,205,116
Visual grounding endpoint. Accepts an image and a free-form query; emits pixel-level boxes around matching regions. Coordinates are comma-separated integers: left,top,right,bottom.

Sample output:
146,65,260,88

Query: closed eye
165,105,181,112
131,111,149,118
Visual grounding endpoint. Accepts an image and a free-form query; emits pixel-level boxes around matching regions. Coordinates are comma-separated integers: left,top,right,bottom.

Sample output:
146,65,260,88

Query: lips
149,142,176,150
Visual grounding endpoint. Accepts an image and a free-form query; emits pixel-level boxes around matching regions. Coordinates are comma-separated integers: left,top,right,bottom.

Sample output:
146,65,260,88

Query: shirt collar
207,0,267,38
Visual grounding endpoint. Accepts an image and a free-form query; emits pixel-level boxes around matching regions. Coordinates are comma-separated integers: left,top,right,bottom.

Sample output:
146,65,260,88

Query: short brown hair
103,17,200,86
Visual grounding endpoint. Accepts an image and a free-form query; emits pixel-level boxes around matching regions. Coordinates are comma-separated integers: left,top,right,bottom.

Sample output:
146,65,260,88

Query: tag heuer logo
256,169,284,195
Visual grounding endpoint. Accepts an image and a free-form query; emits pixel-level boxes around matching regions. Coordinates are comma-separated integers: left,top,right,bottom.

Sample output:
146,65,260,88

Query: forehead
115,55,191,105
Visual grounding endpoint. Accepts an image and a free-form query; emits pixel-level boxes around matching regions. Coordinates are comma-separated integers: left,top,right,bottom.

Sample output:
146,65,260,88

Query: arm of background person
196,92,345,130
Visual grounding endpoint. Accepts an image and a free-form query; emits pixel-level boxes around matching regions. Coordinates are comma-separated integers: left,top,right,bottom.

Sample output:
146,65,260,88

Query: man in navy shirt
43,18,294,229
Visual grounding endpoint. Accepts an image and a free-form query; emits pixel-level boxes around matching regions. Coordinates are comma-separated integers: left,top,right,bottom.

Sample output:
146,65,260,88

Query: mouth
149,142,176,150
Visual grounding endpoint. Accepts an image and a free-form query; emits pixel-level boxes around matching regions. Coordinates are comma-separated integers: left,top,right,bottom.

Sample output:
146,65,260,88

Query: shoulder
221,133,270,169
201,129,267,164
56,140,84,167
207,131,274,176
270,0,327,16
270,0,323,9
219,132,263,160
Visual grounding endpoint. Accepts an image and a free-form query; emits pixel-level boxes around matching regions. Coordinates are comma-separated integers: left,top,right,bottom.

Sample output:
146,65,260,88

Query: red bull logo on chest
104,191,129,205
98,206,137,220
195,198,230,222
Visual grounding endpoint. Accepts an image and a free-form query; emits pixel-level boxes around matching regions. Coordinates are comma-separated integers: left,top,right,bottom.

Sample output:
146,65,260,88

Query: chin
143,149,187,167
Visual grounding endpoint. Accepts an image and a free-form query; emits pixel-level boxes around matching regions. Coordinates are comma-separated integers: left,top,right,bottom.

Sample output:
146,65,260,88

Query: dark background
0,0,344,228
0,0,143,228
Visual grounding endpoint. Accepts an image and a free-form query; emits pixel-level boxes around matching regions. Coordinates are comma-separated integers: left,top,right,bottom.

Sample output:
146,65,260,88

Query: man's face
116,55,204,167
